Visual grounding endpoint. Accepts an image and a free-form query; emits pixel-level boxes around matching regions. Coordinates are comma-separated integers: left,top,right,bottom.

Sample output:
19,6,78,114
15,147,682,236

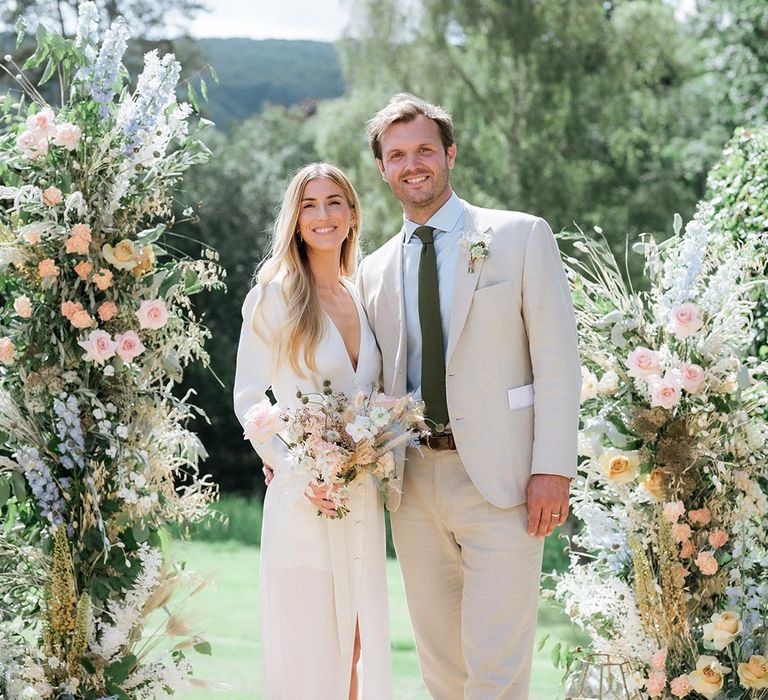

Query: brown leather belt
419,433,457,451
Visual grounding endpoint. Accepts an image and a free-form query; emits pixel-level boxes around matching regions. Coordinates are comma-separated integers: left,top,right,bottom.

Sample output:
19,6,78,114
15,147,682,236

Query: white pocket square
507,383,535,410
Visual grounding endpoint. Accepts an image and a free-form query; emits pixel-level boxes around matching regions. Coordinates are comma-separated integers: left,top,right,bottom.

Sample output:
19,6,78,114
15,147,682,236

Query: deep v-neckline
323,279,364,376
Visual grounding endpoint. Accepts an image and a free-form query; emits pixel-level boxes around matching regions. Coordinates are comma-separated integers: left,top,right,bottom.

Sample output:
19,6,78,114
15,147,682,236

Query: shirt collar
403,191,462,243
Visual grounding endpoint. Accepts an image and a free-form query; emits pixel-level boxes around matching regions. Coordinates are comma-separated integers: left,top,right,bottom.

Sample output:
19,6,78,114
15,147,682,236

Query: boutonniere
460,229,492,273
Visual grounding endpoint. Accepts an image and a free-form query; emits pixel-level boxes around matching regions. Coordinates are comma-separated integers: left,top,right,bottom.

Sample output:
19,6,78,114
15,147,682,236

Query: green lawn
167,540,585,699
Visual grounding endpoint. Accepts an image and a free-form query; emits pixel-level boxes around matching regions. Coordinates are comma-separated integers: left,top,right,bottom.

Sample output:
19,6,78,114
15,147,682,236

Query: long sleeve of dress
233,282,290,469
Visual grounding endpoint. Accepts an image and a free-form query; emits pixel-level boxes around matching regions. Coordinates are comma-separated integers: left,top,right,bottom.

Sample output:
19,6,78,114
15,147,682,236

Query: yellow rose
131,244,155,278
738,655,768,690
703,611,742,650
102,239,137,270
689,655,728,699
642,468,667,499
599,449,640,485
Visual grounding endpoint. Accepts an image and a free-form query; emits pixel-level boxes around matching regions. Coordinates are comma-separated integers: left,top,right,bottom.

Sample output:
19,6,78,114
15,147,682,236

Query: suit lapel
445,203,492,365
380,230,408,394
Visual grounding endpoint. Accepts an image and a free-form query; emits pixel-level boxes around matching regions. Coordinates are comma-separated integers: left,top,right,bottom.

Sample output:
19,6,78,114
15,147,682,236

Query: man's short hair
366,93,454,160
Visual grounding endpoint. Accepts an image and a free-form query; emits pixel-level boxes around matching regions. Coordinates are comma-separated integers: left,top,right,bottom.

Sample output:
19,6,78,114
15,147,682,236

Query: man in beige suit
357,94,581,700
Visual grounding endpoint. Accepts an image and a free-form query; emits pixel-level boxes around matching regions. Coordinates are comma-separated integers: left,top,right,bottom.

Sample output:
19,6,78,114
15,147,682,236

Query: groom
357,94,581,700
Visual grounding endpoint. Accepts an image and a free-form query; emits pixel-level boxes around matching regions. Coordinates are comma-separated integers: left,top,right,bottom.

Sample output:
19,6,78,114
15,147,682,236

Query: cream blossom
688,656,728,699
702,611,742,650
136,299,169,330
668,302,704,339
103,239,138,270
597,369,620,395
52,122,81,150
737,655,768,690
243,399,283,444
581,366,599,402
626,346,661,379
14,295,32,318
598,449,640,485
78,330,117,364
115,331,146,362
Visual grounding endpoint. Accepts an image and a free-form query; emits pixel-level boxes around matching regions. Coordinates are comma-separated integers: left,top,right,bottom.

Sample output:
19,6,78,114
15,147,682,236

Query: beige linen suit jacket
357,199,581,512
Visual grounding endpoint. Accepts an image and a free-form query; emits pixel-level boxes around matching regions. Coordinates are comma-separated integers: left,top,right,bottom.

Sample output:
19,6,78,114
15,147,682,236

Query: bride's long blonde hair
252,163,362,376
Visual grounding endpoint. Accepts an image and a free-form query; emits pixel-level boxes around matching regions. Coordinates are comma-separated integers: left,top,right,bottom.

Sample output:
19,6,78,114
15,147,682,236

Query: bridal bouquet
244,382,425,517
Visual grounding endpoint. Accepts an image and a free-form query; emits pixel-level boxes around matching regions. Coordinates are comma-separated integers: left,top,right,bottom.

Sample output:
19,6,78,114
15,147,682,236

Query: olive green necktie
414,225,449,432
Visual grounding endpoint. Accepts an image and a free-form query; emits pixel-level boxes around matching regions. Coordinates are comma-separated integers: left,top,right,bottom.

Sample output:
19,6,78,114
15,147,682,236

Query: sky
187,0,350,41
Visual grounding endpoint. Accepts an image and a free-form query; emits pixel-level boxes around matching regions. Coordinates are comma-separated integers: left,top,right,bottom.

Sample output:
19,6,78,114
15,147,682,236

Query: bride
233,163,391,699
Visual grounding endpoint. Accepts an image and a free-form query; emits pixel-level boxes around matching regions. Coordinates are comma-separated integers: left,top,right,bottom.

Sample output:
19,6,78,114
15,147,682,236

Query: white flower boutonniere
460,229,492,273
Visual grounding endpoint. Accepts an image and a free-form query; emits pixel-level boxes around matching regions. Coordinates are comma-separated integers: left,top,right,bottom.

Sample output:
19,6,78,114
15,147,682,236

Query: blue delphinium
86,17,130,118
53,395,85,472
14,446,67,527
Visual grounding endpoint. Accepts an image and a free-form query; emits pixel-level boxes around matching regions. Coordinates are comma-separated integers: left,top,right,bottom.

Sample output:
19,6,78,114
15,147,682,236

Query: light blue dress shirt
402,191,464,396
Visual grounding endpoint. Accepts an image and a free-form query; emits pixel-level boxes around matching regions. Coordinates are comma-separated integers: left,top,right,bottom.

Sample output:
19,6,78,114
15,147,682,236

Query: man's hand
526,474,570,538
263,464,274,486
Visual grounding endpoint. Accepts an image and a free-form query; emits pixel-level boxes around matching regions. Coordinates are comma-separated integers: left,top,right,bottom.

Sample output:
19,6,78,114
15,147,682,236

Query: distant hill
0,33,346,132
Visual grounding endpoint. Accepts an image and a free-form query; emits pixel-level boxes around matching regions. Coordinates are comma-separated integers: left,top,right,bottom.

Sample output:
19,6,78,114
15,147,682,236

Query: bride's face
297,177,356,256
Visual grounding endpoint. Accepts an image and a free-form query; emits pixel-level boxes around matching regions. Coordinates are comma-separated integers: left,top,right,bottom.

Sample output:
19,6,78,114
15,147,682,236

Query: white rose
52,122,81,150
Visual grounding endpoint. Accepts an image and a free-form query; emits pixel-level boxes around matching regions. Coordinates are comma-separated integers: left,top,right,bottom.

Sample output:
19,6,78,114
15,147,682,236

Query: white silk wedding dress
233,276,391,700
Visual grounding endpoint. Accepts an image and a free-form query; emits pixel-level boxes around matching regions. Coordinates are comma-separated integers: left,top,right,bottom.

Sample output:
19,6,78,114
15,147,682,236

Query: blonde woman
233,163,391,699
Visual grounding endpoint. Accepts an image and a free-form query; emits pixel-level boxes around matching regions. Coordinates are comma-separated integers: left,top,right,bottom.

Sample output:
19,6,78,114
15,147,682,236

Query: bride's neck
307,250,343,291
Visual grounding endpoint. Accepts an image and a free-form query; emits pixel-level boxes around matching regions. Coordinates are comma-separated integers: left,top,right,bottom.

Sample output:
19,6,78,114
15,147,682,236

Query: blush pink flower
93,269,113,291
115,331,146,362
670,675,692,697
61,301,82,320
42,186,63,207
243,399,283,444
696,550,719,576
689,508,712,526
650,373,682,410
663,501,686,523
0,338,16,365
66,224,92,255
651,648,668,671
97,302,118,322
136,299,169,330
16,130,48,159
646,671,666,698
74,261,93,280
14,295,32,318
680,540,695,559
708,529,728,549
52,122,81,150
671,522,692,543
626,346,661,379
78,330,117,364
668,303,704,339
38,258,59,278
680,363,705,394
26,106,57,139
70,309,94,329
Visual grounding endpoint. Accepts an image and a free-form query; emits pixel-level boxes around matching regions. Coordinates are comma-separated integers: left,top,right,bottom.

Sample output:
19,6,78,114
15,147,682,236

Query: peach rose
598,449,640,485
38,258,59,278
14,295,32,318
663,501,686,523
136,299,169,330
115,331,146,362
737,655,768,690
671,522,692,543
98,302,118,322
696,550,719,576
93,269,113,291
243,398,283,444
668,303,704,339
74,261,93,279
680,363,705,394
131,244,155,277
642,469,667,499
102,239,137,270
708,529,728,549
680,540,695,558
689,507,712,525
688,656,727,700
0,337,16,365
52,122,81,150
78,330,117,364
626,346,661,379
70,310,94,329
42,186,63,207
703,611,741,650
650,373,682,410
670,674,692,697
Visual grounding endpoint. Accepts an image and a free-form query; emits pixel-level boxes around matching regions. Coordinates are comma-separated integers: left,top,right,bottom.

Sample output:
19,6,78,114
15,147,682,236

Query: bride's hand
305,482,338,517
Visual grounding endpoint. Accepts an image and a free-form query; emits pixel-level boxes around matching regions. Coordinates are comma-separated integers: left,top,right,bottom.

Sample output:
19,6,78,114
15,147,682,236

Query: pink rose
70,310,94,329
671,522,692,544
668,303,704,340
680,363,705,394
626,346,661,379
14,295,32,318
42,186,63,207
646,671,666,698
670,675,692,698
663,501,686,523
26,106,57,139
243,398,283,444
708,529,728,549
651,648,668,671
52,122,81,150
93,269,113,291
78,330,117,364
136,299,169,330
680,540,695,558
74,261,93,279
98,302,118,322
38,258,59,278
115,331,146,362
650,373,682,410
689,507,712,525
0,337,16,365
696,550,719,576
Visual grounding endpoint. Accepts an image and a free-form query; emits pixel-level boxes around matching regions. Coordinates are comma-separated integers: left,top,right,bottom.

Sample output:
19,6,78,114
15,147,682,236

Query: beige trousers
391,447,544,700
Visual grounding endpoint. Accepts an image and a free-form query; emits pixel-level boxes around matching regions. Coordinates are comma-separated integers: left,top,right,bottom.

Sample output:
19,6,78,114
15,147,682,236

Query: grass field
168,540,586,699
